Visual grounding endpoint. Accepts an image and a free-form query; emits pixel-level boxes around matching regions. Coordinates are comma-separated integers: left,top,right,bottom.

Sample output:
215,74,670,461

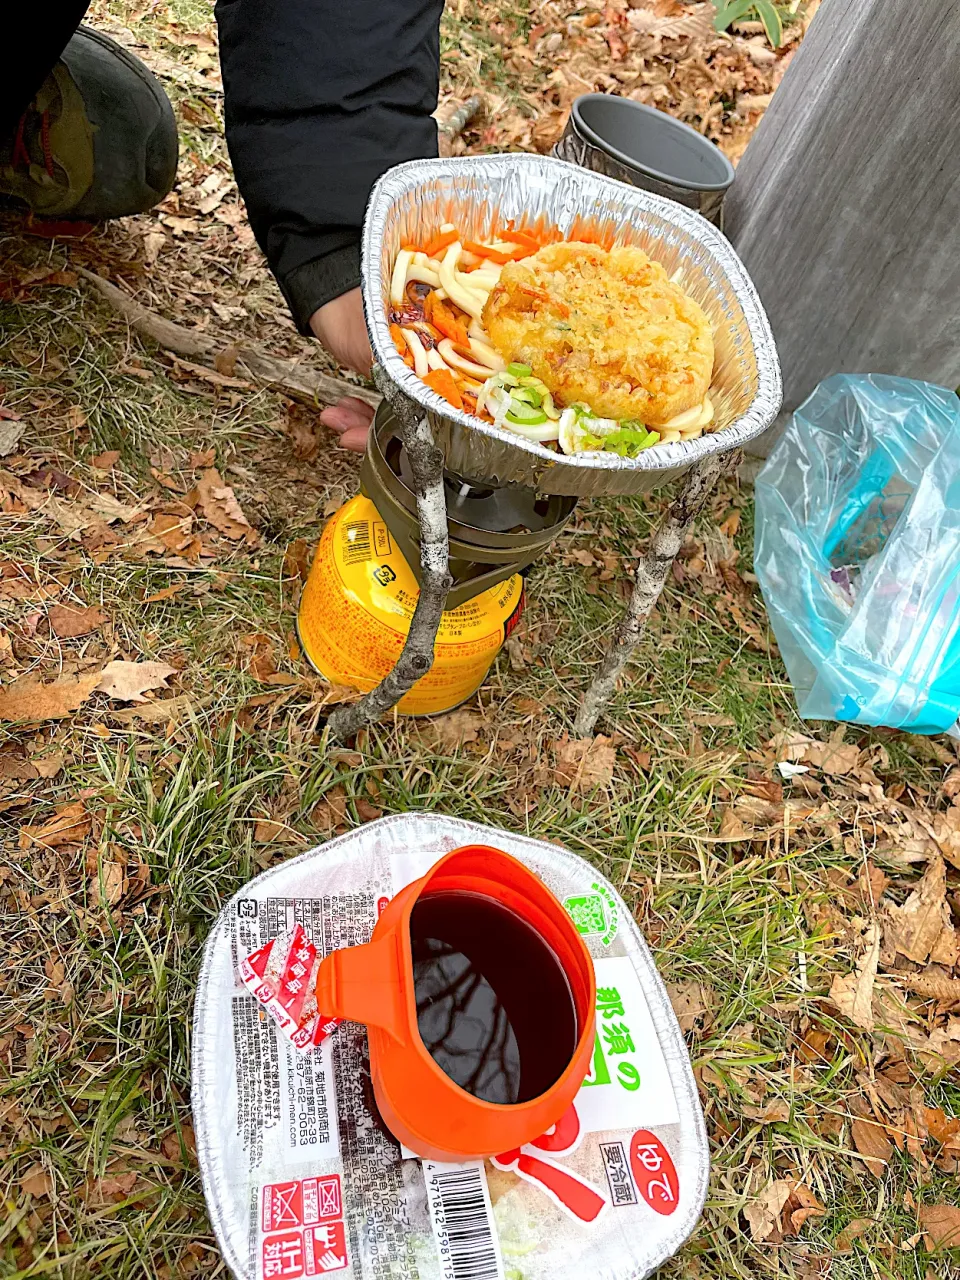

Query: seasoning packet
239,923,342,1052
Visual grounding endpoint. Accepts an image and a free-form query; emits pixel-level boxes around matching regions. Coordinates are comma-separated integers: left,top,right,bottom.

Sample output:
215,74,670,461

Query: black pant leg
0,0,91,133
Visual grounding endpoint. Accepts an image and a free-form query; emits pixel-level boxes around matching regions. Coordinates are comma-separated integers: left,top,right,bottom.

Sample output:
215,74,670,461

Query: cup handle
315,934,406,1045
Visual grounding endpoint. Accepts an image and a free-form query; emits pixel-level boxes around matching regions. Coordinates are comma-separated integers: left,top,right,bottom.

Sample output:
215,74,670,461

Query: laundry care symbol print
261,1176,347,1276
262,1226,347,1277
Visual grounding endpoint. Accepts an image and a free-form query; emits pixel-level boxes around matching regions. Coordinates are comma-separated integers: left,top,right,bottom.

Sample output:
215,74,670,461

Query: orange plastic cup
315,844,596,1161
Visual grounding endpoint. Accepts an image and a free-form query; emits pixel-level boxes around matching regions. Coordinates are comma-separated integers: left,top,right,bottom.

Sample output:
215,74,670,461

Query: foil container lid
193,813,709,1280
362,154,781,496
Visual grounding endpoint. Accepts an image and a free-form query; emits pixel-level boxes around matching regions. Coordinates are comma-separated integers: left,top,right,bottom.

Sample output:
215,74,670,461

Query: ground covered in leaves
3,1,960,1277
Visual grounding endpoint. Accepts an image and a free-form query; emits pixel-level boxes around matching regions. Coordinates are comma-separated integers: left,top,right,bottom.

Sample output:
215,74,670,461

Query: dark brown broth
410,890,577,1104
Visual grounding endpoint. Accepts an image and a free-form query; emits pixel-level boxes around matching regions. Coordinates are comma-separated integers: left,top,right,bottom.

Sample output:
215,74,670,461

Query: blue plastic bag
754,374,960,736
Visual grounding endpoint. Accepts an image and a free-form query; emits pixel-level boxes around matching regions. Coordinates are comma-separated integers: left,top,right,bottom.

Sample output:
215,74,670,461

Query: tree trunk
726,0,960,455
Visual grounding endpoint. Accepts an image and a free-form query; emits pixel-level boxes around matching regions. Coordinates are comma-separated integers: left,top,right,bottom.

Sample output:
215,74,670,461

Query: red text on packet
629,1130,679,1216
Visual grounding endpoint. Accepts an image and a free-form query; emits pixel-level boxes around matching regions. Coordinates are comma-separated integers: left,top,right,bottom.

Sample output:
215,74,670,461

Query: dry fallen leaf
312,785,349,834
553,734,616,792
253,818,302,844
355,798,382,824
196,467,258,544
282,537,310,582
82,1170,138,1205
812,740,860,776
835,1217,873,1253
0,671,101,722
850,1114,894,1176
19,800,91,850
160,1124,197,1163
744,1178,793,1242
142,584,183,603
214,344,240,377
421,709,485,751
96,660,178,703
19,1163,52,1199
919,1203,960,1251
90,450,121,470
742,1098,792,1125
932,805,960,870
666,980,716,1035
924,1107,960,1148
0,418,25,456
829,922,880,1031
143,229,166,266
91,859,126,907
783,1182,826,1236
109,694,196,724
87,492,144,524
718,805,749,840
31,750,65,779
884,855,954,965
770,729,860,775
48,603,108,638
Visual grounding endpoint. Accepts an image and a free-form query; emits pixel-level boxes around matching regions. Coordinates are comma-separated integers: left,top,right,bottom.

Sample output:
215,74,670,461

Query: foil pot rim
361,153,782,479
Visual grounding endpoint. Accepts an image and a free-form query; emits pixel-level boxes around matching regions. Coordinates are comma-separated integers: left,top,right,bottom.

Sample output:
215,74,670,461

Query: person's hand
310,288,375,453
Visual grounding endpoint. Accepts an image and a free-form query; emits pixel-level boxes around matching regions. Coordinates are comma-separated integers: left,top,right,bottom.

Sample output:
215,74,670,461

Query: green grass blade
754,0,784,46
712,0,759,32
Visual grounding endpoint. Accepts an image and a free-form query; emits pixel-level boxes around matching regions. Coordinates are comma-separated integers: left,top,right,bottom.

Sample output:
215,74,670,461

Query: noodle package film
193,814,709,1280
363,154,781,497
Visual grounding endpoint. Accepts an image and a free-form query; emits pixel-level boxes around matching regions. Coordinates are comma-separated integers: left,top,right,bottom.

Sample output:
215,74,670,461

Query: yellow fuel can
297,493,525,716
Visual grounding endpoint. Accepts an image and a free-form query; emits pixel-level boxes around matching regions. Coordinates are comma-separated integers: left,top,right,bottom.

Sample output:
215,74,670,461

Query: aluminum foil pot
193,813,709,1280
362,154,781,498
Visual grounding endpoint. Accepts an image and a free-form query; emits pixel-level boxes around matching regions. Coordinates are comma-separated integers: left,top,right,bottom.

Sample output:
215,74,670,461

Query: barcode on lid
423,1161,505,1280
341,520,372,563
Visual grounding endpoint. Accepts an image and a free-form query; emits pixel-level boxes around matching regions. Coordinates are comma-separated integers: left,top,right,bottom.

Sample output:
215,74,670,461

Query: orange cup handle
315,934,407,1045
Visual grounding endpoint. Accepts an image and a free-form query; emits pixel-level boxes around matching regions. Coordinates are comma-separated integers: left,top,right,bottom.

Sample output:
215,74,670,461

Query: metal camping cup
554,94,735,228
315,844,597,1161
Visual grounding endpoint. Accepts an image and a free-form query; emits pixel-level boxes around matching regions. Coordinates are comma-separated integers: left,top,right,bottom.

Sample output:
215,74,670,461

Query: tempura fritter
482,242,714,426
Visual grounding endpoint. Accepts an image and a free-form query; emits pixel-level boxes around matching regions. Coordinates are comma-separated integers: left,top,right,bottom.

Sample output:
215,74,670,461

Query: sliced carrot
400,243,422,253
424,291,470,346
389,323,406,354
422,228,460,258
463,239,537,264
499,228,541,251
462,239,515,265
424,367,464,410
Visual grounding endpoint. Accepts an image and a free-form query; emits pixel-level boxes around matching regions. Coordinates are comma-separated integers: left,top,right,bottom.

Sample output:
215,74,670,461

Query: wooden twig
574,450,742,737
437,95,483,156
326,369,453,740
79,268,379,410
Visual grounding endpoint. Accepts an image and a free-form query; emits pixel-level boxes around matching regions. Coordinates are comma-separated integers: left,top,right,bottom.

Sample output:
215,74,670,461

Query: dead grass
1,2,959,1278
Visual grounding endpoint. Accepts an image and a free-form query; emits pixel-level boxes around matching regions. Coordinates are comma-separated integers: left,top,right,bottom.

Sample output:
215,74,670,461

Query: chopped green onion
506,400,549,425
601,425,659,458
512,386,543,409
507,362,532,377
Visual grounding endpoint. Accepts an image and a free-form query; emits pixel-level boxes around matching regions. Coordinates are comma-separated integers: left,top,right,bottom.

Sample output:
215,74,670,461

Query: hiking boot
0,25,178,220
